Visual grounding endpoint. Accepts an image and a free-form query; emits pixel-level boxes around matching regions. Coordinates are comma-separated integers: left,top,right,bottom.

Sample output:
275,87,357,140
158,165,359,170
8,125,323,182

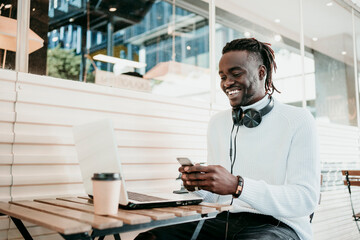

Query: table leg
113,234,121,240
10,217,33,240
190,219,205,240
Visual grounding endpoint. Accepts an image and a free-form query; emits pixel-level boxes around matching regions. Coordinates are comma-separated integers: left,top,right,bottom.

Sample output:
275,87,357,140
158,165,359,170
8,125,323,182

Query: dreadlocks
222,38,280,96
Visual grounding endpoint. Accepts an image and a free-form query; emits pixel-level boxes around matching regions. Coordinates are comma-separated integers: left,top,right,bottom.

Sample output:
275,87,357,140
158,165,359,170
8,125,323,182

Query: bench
342,170,360,225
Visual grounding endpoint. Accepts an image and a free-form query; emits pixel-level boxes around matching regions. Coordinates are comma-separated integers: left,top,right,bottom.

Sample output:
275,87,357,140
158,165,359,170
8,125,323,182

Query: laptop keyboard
127,191,168,202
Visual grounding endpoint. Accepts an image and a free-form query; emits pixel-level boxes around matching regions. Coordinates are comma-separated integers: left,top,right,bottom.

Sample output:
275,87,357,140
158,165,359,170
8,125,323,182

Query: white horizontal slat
8,225,56,239
318,137,359,147
12,174,82,186
0,155,12,164
0,176,11,186
125,179,180,193
0,216,9,231
0,69,17,82
13,154,77,164
0,80,15,91
16,75,210,118
0,143,12,153
320,154,359,162
11,165,81,176
12,153,207,165
0,230,7,240
13,132,207,149
0,123,13,133
319,145,359,155
0,187,10,201
0,133,14,144
16,92,210,122
13,144,76,155
9,220,37,229
0,107,15,118
18,72,210,110
14,116,207,135
11,184,86,201
14,134,73,145
0,166,11,177
122,163,180,181
0,92,16,103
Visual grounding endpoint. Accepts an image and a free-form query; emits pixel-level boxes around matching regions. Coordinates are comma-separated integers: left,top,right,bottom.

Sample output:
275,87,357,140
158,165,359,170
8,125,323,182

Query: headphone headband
232,96,274,128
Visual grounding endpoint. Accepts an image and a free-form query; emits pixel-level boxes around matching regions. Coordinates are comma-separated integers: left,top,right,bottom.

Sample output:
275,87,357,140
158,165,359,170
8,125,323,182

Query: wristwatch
232,175,244,198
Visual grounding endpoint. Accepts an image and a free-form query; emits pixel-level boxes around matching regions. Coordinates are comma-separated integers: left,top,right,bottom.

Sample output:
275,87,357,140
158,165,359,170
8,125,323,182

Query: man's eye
220,76,226,81
233,73,241,77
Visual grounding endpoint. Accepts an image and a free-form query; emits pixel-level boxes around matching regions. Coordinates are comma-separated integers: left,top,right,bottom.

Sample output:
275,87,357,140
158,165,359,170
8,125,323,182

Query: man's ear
259,65,267,81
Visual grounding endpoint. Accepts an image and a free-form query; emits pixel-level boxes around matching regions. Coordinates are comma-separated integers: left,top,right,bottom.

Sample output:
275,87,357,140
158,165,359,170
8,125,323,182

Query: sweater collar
240,95,272,111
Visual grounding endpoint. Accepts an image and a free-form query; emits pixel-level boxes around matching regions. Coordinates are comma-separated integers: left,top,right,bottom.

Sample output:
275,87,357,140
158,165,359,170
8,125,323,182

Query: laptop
73,119,203,209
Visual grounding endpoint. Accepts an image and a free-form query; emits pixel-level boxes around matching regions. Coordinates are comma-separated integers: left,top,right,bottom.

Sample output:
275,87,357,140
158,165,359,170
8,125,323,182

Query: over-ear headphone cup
231,97,273,128
243,109,262,128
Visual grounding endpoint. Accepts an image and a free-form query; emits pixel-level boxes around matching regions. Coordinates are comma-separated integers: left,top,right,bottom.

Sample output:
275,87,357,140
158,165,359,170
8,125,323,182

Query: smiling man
136,38,320,240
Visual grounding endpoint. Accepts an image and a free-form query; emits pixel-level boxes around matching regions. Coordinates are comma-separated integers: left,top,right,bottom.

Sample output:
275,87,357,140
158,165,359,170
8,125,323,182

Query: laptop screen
73,119,129,205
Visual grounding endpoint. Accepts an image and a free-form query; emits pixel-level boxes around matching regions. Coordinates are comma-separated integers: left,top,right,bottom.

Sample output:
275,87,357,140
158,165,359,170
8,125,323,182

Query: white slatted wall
0,70,16,240
0,70,210,239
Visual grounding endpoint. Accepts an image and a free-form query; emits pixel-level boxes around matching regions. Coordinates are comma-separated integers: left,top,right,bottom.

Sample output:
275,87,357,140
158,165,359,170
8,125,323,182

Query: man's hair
222,38,279,95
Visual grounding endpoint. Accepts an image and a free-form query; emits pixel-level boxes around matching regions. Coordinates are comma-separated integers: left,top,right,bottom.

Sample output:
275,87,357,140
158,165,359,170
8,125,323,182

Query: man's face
219,50,266,107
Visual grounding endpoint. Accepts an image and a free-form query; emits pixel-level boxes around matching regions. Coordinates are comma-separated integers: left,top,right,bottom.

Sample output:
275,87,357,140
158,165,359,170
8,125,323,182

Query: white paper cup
92,173,121,215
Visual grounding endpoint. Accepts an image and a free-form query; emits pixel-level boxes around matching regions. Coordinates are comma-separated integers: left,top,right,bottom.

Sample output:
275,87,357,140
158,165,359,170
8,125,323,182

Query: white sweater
198,96,320,240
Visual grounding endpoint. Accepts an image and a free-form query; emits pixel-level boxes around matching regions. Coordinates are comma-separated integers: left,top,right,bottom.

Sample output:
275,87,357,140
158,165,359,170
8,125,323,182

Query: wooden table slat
200,202,233,212
152,207,198,217
179,205,218,214
57,197,92,205
123,209,176,221
59,197,175,221
0,202,91,235
11,201,123,230
36,199,151,225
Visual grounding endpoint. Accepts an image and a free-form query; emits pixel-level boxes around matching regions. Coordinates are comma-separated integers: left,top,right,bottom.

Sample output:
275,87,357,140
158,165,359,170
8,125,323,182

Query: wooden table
0,197,232,240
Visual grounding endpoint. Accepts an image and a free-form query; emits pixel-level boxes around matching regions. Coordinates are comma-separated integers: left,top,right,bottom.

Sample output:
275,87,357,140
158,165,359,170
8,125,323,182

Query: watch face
243,109,262,128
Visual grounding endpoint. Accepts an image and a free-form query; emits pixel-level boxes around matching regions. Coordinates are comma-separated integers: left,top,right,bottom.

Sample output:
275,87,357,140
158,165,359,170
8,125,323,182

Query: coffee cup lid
92,173,121,181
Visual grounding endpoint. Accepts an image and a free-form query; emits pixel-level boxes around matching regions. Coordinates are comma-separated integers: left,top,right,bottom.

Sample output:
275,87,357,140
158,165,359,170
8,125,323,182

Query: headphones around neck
232,96,274,128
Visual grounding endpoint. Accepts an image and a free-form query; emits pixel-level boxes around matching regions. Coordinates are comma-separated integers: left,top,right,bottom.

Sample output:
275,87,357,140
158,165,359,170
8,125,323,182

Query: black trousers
135,212,301,240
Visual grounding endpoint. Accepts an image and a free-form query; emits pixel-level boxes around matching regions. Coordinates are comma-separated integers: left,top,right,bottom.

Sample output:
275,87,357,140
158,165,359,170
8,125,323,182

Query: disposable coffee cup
92,173,121,215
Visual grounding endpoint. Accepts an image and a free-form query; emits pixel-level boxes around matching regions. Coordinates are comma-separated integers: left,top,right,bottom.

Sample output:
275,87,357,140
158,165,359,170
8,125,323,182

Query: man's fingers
182,172,207,181
183,165,210,173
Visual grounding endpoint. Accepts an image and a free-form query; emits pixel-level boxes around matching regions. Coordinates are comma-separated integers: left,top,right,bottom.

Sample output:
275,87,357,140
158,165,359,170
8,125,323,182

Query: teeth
228,89,240,95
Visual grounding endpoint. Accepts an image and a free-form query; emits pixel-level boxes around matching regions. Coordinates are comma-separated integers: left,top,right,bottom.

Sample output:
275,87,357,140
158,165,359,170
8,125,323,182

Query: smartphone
177,157,195,166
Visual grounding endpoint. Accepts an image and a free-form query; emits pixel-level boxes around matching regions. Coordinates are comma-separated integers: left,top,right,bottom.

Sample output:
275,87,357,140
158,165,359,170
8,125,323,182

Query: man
136,38,320,240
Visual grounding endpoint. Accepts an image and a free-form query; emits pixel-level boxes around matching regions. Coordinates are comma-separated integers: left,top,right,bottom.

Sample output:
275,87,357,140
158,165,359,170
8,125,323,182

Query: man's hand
179,165,238,195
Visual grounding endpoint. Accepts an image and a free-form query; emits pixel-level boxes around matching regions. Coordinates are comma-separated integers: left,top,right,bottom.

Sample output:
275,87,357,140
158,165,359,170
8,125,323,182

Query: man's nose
223,77,235,88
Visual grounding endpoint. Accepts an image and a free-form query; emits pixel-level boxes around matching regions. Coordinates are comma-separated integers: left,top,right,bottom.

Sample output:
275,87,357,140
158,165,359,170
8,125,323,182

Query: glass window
356,13,360,123
0,0,18,70
27,0,210,102
303,0,356,126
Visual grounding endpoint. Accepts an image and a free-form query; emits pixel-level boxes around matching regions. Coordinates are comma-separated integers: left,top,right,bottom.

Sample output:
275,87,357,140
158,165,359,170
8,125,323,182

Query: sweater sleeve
237,112,320,218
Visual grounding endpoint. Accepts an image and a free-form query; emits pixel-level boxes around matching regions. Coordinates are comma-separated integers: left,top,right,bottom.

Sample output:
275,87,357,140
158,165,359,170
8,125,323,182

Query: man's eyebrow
219,66,243,74
228,66,243,72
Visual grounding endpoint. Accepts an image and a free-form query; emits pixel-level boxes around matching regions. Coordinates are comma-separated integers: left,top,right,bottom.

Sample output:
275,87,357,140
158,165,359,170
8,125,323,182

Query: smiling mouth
226,89,242,95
